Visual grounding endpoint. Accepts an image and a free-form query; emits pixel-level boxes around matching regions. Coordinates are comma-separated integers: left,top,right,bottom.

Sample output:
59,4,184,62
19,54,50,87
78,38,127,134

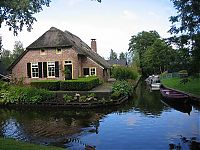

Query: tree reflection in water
169,136,200,150
0,80,199,150
0,108,103,149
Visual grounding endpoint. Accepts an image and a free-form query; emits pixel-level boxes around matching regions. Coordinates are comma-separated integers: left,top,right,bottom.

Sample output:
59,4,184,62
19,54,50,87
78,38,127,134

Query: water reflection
161,99,192,115
0,81,199,149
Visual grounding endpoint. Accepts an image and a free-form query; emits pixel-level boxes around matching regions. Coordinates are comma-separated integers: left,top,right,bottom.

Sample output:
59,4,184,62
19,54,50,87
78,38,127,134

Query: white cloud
121,10,138,21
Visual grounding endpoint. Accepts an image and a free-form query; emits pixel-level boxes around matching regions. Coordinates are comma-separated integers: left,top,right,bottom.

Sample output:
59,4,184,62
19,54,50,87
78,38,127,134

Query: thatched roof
8,27,110,70
27,27,73,49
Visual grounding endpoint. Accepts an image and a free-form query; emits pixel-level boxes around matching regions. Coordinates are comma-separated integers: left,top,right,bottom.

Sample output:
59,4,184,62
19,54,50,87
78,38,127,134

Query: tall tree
109,49,118,60
0,48,12,73
143,39,177,74
0,0,51,35
169,0,200,73
12,41,24,61
119,52,126,60
128,31,160,75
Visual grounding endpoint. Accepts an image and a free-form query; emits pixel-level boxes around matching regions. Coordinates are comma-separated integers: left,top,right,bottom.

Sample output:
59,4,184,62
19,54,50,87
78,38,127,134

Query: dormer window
40,49,46,55
56,48,62,54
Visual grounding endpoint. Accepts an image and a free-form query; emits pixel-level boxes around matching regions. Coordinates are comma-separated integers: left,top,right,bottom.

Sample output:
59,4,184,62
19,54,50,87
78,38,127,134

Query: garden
0,68,139,107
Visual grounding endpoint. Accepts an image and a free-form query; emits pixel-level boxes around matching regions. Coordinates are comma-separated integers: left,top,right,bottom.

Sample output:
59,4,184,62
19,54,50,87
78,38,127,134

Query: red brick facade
11,47,109,84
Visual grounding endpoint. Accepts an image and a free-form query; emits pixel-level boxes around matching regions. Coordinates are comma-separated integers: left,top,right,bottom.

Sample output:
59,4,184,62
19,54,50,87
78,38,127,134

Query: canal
0,81,199,149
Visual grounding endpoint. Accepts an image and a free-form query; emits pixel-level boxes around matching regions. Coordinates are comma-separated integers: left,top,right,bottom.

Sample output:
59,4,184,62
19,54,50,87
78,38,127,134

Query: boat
151,79,161,90
160,86,189,102
145,75,161,90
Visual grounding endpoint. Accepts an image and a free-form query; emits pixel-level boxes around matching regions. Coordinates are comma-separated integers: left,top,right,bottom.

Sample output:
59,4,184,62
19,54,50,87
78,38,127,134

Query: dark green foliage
112,80,133,97
109,49,118,60
0,84,55,105
111,66,138,80
0,137,64,150
63,94,73,102
12,41,24,60
119,52,126,60
31,80,60,91
169,0,200,74
0,0,51,35
80,95,87,102
110,91,121,100
128,31,160,75
60,77,99,91
31,77,99,91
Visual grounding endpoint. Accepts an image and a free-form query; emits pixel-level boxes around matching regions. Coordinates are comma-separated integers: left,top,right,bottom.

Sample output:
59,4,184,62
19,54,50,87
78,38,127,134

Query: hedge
60,77,99,91
31,80,60,91
30,77,99,91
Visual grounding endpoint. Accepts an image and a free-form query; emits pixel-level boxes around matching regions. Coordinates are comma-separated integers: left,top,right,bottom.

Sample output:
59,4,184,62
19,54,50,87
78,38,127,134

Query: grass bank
161,77,200,96
0,137,64,150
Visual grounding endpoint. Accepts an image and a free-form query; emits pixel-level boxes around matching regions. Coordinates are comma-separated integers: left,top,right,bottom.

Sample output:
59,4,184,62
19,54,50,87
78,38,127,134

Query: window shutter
43,62,47,77
55,61,59,77
27,63,31,78
38,62,42,78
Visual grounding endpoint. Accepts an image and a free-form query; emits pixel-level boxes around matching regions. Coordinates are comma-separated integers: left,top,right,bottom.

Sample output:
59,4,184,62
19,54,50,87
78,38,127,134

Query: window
83,67,96,76
32,62,39,78
56,48,62,54
48,62,55,77
65,61,72,64
40,49,46,55
90,68,96,76
83,68,89,76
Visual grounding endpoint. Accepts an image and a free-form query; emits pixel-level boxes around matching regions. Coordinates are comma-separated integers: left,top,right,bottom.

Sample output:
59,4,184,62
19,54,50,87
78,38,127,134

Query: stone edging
0,96,129,108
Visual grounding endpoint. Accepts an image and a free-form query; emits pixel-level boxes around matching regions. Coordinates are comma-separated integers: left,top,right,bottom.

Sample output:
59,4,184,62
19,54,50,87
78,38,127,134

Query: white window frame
31,62,39,78
56,48,62,54
90,67,96,76
47,62,55,78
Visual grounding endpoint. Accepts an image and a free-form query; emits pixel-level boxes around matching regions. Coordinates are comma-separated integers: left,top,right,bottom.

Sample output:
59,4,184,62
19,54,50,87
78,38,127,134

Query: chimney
91,39,97,53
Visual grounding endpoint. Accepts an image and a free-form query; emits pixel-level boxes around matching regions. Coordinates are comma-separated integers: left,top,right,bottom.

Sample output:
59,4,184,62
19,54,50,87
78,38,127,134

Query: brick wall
12,48,79,84
11,47,108,84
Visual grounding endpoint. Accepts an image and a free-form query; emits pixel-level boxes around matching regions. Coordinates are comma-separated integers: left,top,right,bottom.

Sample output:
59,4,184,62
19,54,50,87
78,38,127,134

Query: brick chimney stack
91,39,97,53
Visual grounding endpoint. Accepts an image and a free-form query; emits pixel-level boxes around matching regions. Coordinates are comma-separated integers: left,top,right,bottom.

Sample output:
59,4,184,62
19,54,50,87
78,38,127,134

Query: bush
0,86,55,105
79,95,87,102
87,93,96,98
111,66,138,80
63,94,73,103
110,91,121,100
112,80,133,97
60,77,99,91
31,80,60,91
0,81,9,90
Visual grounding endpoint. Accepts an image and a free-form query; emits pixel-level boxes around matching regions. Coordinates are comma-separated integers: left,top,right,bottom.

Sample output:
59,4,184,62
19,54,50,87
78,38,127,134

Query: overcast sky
0,0,177,59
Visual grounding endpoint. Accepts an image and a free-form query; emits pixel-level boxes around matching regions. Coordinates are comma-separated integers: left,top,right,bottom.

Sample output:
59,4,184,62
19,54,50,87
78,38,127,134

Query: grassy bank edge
0,137,64,150
161,77,200,96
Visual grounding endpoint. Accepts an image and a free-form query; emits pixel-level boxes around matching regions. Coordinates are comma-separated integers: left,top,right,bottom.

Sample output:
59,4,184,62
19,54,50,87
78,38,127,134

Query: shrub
111,66,138,80
0,81,9,90
31,80,60,91
87,93,96,98
112,80,133,97
110,91,121,100
0,86,55,105
63,94,73,103
60,77,99,91
79,95,87,102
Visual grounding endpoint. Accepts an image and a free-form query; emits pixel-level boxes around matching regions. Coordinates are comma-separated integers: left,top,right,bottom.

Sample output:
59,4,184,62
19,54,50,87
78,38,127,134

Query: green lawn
161,77,200,96
0,138,64,150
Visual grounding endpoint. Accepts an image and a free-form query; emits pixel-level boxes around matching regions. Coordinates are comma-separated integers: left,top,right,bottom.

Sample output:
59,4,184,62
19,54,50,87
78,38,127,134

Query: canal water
0,82,199,150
